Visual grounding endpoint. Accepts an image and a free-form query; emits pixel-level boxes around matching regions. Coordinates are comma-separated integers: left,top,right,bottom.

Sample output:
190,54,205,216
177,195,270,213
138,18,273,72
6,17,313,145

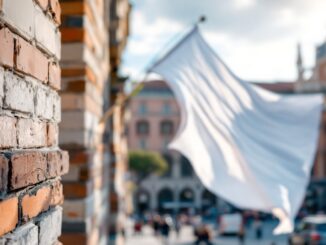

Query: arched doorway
158,188,174,214
202,189,218,217
136,189,150,215
179,188,195,213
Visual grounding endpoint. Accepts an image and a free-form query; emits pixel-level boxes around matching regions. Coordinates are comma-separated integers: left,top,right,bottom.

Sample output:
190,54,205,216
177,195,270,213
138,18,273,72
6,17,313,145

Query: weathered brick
0,67,4,106
0,27,14,67
21,180,63,221
17,119,47,148
47,123,58,147
0,155,9,194
34,5,61,59
47,150,69,178
49,62,61,90
7,150,68,191
10,151,47,190
49,0,61,24
15,36,48,82
53,93,61,122
59,233,88,245
35,87,54,120
0,222,38,245
4,71,34,114
1,0,61,58
61,111,99,130
63,181,93,199
0,197,19,236
0,116,17,148
38,207,62,245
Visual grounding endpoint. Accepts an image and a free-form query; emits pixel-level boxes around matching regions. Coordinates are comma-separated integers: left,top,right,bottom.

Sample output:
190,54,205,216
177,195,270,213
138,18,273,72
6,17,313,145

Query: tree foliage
128,150,168,179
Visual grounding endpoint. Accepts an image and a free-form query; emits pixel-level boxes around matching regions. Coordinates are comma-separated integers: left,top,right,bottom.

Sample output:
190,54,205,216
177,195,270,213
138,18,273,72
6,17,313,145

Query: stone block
17,119,47,148
38,207,62,245
0,222,38,245
4,71,34,114
0,116,17,149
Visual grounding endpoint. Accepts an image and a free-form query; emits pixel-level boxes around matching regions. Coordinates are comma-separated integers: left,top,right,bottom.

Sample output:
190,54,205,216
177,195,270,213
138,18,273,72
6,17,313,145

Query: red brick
47,150,69,177
47,123,58,147
0,116,17,149
0,155,9,193
36,0,49,10
10,151,47,190
0,197,19,236
15,36,48,82
0,28,14,67
8,150,69,191
49,61,61,90
21,180,63,221
63,181,93,199
49,0,61,24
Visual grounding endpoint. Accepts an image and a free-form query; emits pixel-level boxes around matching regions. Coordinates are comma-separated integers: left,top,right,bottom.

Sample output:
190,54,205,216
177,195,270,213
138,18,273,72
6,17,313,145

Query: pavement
123,220,289,245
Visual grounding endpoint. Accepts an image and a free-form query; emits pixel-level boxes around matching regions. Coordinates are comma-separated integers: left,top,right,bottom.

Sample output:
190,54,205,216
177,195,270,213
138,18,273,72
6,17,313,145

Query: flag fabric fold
149,26,323,234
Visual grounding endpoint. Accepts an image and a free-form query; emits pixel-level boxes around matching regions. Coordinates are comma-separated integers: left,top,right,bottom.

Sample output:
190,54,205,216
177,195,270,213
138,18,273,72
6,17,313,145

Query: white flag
149,27,323,234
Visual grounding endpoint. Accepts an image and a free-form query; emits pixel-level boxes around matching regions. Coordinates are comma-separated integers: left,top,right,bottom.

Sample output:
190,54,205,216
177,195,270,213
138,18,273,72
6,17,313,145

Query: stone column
59,0,110,244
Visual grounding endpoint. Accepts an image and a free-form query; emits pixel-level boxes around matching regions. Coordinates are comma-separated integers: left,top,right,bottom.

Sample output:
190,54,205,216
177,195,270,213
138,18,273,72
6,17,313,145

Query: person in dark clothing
160,218,170,245
194,225,212,245
152,215,161,236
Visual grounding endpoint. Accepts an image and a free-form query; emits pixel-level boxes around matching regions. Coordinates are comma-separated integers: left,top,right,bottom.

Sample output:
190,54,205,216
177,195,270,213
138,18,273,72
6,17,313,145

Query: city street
125,221,289,245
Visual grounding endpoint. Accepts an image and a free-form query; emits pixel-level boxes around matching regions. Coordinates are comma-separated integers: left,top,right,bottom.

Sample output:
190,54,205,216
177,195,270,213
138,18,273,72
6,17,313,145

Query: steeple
296,43,304,81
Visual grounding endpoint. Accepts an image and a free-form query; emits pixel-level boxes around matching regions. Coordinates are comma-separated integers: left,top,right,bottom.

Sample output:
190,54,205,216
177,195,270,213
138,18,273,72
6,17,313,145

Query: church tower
296,43,304,82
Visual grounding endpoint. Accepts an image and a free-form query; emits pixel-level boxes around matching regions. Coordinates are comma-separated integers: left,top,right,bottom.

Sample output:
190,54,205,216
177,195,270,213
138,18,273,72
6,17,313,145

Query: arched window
136,120,149,135
158,188,174,213
160,120,174,135
202,189,217,212
179,188,195,203
136,189,150,214
180,155,193,177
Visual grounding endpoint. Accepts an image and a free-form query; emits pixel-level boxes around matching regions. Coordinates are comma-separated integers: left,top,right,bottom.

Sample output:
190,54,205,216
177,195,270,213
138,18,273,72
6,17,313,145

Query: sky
120,0,326,82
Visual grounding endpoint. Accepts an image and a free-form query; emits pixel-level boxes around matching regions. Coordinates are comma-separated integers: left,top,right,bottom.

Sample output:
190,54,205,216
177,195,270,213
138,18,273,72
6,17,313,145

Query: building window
181,155,193,177
139,139,147,149
162,138,170,150
162,103,171,115
138,103,148,115
160,120,174,135
136,120,149,135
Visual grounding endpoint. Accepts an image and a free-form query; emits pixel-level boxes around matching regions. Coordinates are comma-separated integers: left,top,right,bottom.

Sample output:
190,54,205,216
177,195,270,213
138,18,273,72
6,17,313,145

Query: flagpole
99,16,206,126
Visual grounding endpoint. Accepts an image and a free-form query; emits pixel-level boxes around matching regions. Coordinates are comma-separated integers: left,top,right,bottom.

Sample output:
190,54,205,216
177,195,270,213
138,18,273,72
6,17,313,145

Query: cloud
122,0,326,81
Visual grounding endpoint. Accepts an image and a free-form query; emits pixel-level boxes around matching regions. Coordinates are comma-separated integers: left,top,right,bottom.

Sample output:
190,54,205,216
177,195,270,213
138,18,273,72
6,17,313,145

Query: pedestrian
160,217,171,245
175,215,181,237
254,217,263,239
133,220,142,235
194,224,213,245
152,215,161,237
238,221,245,245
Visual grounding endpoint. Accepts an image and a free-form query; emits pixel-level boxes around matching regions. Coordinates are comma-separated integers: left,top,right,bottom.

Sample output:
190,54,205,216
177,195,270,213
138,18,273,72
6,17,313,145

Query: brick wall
59,0,111,244
0,0,68,244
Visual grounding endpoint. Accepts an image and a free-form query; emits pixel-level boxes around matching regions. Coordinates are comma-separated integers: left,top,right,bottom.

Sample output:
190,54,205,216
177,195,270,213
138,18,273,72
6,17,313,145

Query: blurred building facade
108,0,133,240
128,81,221,216
296,40,326,213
